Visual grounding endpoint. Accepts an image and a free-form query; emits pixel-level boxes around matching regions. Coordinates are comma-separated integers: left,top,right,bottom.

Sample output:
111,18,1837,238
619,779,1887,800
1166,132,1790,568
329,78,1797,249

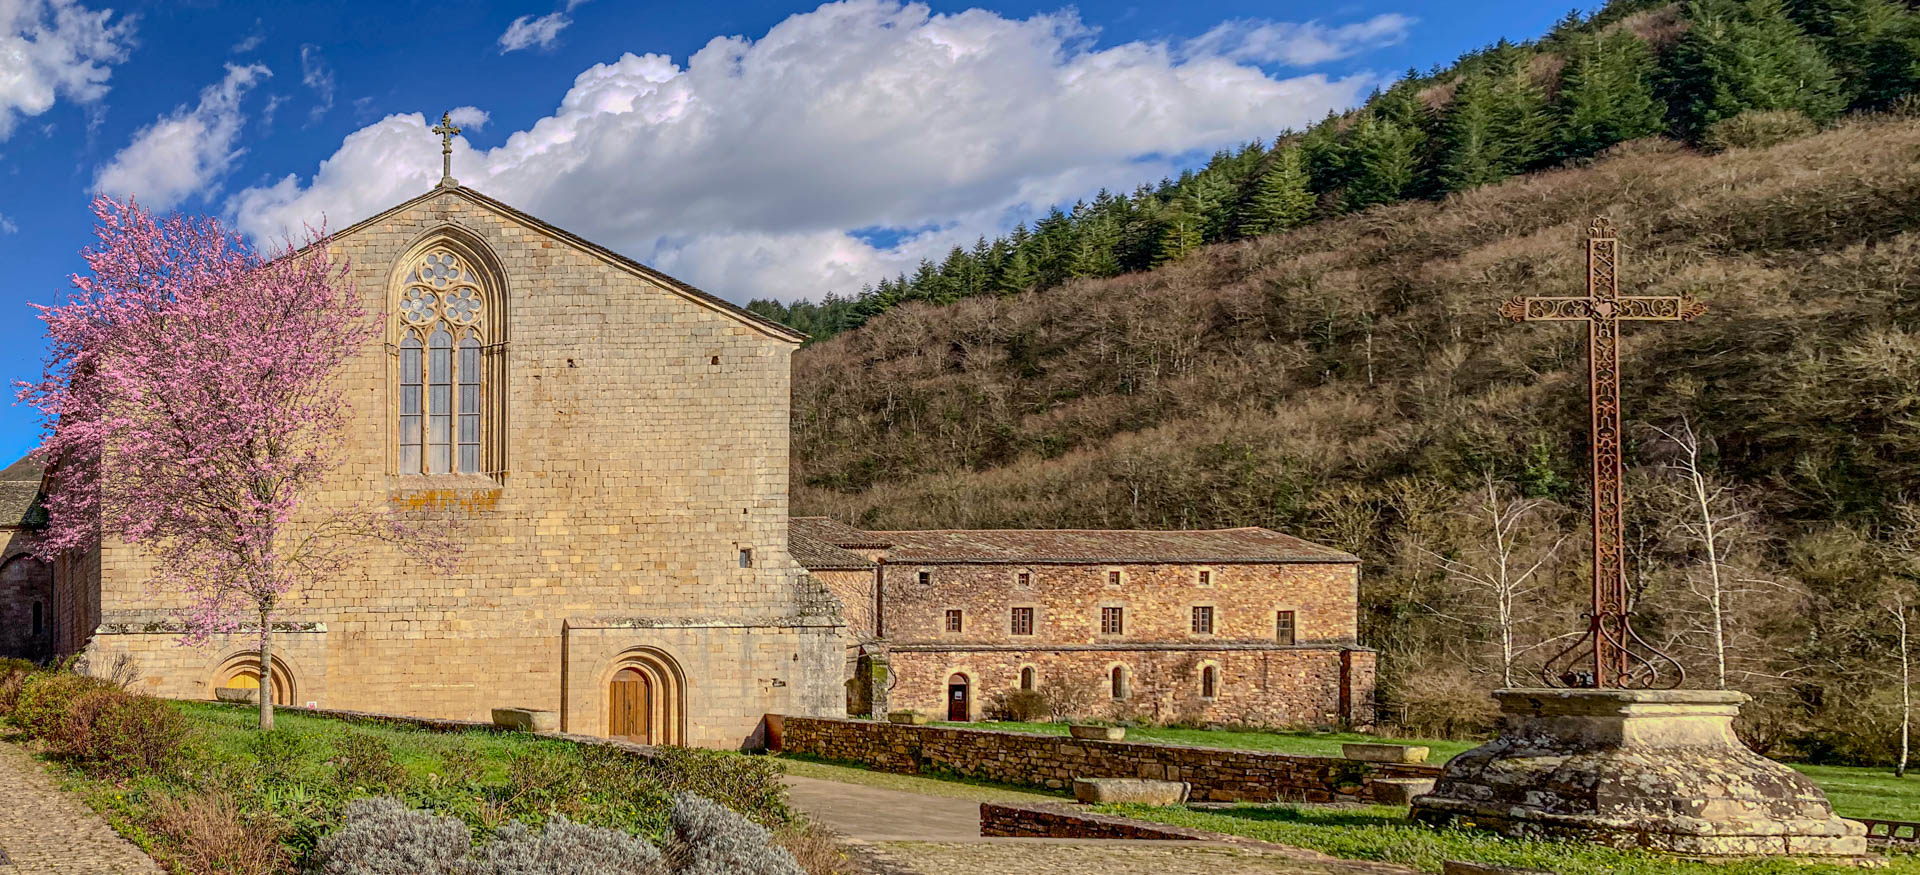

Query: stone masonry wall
890,646,1370,727
881,561,1358,646
0,530,50,659
775,715,1441,803
66,188,845,750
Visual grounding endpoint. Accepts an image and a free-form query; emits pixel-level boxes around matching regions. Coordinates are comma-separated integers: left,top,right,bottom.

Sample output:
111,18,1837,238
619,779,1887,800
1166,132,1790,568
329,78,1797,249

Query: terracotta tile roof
867,527,1356,565
790,517,893,549
788,526,875,571
0,454,44,529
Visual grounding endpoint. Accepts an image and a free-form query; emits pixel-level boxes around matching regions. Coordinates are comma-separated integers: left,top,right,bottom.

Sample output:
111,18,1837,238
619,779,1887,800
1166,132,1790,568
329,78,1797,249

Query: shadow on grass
1204,804,1412,830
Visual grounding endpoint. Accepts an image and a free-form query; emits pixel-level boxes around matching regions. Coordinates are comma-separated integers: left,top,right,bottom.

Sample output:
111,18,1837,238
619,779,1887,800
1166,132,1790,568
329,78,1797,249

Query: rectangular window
1198,569,1211,586
31,601,42,637
1276,610,1296,645
399,341,423,473
1011,607,1034,636
946,610,963,633
1101,606,1124,635
1016,572,1031,588
1192,606,1214,635
918,570,931,586
738,548,753,568
1108,570,1122,586
458,340,482,473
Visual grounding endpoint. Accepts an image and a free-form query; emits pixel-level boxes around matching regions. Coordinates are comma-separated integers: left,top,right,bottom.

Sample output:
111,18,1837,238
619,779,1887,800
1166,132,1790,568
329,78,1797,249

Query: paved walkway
0,741,162,874
783,774,1414,875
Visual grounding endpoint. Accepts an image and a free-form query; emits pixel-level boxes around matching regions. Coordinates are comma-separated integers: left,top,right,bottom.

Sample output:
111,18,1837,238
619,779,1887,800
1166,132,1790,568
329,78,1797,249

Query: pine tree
1239,147,1315,237
1186,172,1236,243
1153,203,1202,265
1436,74,1504,191
1552,29,1668,160
1822,0,1920,109
1343,117,1423,209
1665,0,1846,137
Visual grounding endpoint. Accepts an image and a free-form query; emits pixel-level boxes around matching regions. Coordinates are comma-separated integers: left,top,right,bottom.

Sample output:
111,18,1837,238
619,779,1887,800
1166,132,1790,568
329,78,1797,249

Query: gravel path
0,740,162,874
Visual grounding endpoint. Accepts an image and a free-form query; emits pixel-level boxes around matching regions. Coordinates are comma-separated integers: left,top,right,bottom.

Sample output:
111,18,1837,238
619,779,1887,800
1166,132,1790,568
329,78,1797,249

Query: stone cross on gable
1501,217,1706,690
432,112,461,186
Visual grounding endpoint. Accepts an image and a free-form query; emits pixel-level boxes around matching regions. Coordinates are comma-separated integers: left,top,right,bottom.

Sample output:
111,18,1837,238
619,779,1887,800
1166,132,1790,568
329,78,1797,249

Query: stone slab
1370,778,1434,806
1073,778,1191,805
1070,724,1127,741
888,710,928,725
1342,743,1428,764
491,707,558,732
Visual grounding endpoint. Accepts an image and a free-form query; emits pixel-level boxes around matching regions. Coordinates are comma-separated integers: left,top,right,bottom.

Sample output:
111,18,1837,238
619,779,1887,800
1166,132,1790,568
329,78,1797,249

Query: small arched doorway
947,673,970,722
609,667,652,742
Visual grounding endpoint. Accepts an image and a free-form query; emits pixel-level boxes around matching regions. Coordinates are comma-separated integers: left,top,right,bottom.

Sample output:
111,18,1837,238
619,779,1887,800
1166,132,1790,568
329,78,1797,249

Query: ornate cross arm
1501,295,1708,323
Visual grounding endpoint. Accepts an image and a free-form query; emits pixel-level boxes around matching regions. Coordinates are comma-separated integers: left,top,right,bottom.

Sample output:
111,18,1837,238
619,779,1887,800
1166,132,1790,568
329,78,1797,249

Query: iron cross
1501,218,1705,690
431,112,461,183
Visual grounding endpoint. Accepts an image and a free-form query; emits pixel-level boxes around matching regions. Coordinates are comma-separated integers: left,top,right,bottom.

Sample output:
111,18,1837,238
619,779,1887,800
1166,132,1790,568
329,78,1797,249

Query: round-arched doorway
602,648,687,745
947,673,970,722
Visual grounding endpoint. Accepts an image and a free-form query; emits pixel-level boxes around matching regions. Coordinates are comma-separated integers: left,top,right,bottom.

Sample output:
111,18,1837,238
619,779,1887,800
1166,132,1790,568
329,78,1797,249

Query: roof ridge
322,185,806,344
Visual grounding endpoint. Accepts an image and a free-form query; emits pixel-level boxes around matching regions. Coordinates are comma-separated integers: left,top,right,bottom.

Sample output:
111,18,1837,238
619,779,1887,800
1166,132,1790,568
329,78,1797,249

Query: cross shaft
431,112,462,185
1500,218,1704,689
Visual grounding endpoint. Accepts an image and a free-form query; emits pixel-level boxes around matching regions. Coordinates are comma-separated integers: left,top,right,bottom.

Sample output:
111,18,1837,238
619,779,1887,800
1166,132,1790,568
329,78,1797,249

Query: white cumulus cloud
233,0,1402,303
498,11,570,53
93,63,270,210
1184,14,1415,66
0,0,135,140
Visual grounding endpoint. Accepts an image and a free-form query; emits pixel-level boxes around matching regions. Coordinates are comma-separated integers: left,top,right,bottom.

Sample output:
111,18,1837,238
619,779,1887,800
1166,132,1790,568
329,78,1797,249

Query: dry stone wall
775,715,1440,803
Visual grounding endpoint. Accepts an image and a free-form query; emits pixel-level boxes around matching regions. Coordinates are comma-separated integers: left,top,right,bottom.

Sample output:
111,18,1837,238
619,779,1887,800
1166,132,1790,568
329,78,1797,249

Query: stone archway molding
598,646,688,746
208,650,297,707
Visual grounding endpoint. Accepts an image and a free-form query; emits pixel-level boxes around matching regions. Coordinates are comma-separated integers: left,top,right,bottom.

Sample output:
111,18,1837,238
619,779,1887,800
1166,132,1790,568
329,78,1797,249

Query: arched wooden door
947,673,970,722
610,667,652,742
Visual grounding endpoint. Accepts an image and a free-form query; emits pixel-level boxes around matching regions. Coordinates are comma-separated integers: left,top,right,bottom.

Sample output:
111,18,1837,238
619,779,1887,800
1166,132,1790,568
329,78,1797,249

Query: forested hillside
749,0,1920,341
790,115,1920,761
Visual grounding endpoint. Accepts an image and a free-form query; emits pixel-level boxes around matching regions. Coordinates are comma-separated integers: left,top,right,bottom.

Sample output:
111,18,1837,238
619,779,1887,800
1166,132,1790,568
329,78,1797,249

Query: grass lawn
1098,803,1920,875
938,720,1479,762
778,754,1065,804
944,720,1920,821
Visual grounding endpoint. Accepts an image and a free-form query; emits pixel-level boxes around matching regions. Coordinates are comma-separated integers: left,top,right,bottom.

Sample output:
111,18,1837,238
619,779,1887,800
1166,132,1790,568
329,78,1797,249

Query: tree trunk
257,608,275,731
1899,598,1911,778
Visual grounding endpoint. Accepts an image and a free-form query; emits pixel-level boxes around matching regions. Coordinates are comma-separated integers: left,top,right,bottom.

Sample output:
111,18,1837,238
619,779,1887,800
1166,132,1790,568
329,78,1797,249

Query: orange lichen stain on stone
390,489,502,513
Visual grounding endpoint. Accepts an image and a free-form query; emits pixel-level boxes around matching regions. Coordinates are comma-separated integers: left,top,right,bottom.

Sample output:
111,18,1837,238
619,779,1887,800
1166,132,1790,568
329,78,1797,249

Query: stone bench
1072,777,1191,805
490,707,558,732
1342,742,1430,764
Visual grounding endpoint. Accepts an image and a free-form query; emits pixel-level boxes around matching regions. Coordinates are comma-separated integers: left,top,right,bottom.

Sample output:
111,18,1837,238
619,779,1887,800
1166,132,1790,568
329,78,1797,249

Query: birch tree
1423,472,1568,687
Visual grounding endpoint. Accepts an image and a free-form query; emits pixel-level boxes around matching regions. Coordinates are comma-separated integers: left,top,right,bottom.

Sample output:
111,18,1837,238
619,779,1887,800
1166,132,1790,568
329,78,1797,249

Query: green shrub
9,671,118,739
0,659,42,716
331,732,406,792
631,745,790,829
43,688,186,776
1699,109,1818,152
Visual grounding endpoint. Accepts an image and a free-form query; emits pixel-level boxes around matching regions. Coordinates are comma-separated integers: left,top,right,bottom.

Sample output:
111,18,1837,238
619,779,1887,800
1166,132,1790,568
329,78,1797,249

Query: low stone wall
980,802,1208,839
771,715,1441,803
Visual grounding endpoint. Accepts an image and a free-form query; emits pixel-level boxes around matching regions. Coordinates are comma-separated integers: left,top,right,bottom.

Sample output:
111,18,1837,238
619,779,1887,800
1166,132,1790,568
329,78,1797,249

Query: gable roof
791,517,894,549
0,454,45,529
328,183,806,344
788,527,876,571
867,527,1356,565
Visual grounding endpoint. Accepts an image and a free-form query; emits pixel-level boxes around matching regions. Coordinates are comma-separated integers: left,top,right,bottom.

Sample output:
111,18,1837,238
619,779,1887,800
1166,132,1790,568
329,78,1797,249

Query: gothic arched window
395,247,496,475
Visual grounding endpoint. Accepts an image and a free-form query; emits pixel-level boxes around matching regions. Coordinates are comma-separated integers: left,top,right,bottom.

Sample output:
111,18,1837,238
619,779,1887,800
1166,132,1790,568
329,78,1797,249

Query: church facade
46,183,844,749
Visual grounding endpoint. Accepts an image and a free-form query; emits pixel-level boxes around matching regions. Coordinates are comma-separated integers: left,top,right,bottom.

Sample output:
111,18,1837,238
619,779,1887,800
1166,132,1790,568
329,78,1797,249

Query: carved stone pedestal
1410,689,1866,857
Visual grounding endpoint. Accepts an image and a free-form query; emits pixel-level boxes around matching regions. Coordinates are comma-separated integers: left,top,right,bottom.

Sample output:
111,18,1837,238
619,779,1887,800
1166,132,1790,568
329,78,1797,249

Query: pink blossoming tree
20,197,454,730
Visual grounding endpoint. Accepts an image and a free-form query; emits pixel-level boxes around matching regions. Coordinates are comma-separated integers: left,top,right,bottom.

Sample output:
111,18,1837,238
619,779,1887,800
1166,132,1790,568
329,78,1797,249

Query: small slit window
1198,569,1211,586
917,570,931,586
31,601,42,637
1020,667,1036,690
739,548,754,568
1108,570,1122,586
1111,666,1128,699
1201,665,1217,699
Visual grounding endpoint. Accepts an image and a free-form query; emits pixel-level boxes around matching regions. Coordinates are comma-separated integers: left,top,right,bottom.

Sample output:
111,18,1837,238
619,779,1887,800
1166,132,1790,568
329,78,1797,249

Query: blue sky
0,0,1572,461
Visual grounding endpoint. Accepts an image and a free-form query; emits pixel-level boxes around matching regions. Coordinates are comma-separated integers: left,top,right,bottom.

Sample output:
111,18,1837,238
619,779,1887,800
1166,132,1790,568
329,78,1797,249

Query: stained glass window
396,248,489,475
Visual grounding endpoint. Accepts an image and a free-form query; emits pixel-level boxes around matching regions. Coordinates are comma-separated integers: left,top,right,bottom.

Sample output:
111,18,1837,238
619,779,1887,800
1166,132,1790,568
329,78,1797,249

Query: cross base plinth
1410,689,1866,858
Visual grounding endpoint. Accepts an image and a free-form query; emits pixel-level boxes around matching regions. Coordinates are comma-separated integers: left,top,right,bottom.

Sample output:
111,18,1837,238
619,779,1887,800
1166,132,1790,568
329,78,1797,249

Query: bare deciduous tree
1421,472,1569,687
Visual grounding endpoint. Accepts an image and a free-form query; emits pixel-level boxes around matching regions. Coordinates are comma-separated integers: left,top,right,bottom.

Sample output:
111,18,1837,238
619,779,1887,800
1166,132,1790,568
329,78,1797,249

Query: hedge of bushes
0,661,847,875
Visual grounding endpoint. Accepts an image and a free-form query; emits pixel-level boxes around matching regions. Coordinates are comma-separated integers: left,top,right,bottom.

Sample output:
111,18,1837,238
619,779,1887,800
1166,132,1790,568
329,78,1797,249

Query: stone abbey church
0,181,1371,748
